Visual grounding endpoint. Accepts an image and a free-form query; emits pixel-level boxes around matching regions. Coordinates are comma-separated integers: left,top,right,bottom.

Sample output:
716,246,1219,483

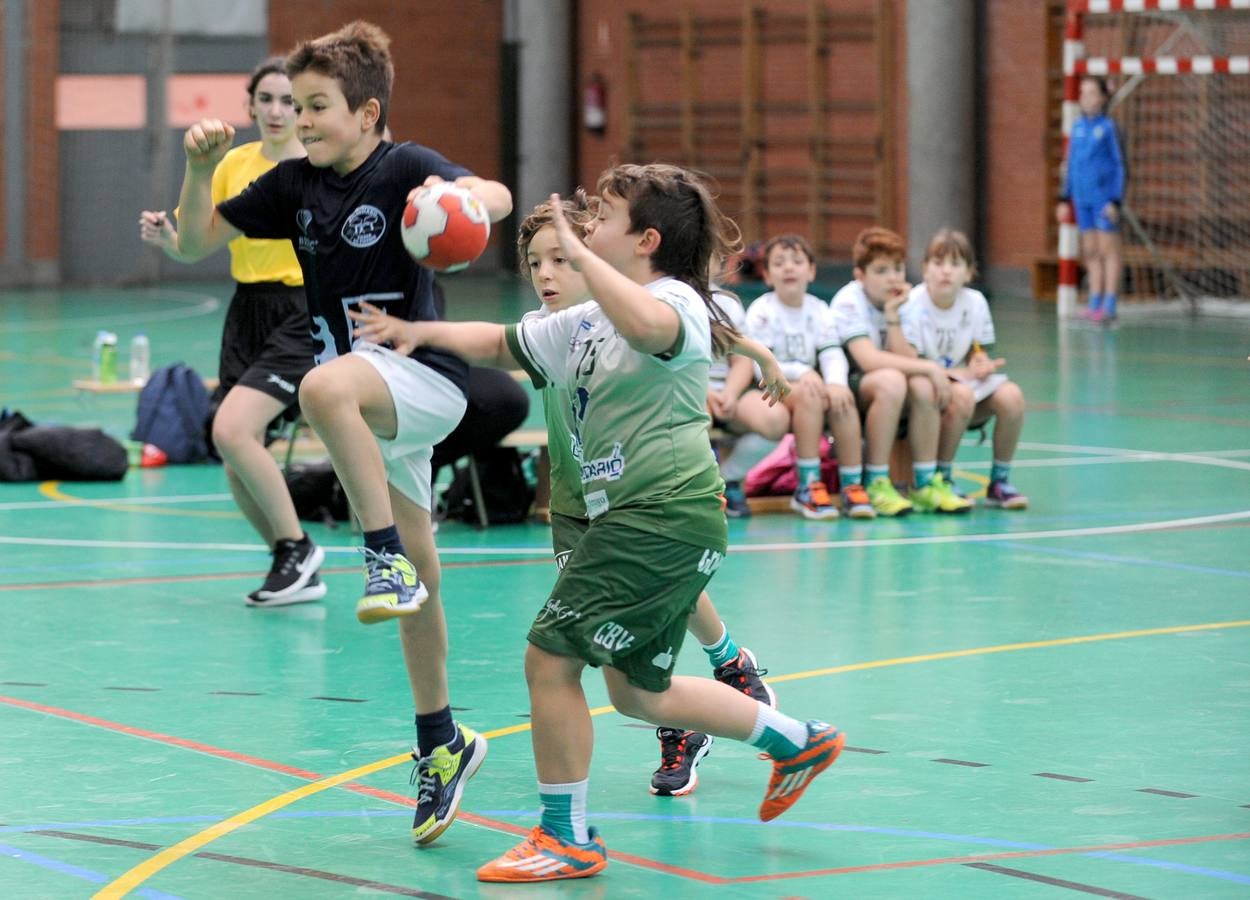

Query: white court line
2,440,1245,552
1,509,1247,556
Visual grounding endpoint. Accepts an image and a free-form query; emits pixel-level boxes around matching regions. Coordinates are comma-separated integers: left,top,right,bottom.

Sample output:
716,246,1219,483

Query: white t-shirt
743,290,847,385
830,280,892,377
708,290,747,390
899,284,996,369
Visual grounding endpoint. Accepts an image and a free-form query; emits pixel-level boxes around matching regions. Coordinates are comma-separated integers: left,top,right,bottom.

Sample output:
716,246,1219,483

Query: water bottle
129,333,151,383
93,330,119,383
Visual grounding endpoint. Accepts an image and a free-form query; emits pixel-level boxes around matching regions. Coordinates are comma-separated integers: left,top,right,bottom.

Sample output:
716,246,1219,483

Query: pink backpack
743,434,839,496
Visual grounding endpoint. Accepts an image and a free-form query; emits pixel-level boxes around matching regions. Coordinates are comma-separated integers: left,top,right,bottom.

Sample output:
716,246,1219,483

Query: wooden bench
72,376,220,394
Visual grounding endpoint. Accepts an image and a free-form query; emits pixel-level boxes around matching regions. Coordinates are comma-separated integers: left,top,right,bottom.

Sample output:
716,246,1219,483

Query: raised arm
349,302,516,368
176,119,243,261
547,193,679,355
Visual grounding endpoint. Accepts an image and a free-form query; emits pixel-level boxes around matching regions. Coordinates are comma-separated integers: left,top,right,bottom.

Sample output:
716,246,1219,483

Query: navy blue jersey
1064,113,1125,206
218,140,471,395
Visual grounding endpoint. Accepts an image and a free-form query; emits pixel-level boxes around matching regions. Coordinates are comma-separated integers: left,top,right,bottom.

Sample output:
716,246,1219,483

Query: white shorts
353,342,467,511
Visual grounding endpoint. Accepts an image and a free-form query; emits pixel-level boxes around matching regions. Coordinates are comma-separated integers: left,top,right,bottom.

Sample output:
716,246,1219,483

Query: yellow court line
39,481,240,520
92,707,614,899
767,619,1250,684
93,621,1250,897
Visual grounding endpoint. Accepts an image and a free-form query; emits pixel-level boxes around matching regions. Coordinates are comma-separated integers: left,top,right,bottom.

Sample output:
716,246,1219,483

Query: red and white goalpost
1058,0,1250,319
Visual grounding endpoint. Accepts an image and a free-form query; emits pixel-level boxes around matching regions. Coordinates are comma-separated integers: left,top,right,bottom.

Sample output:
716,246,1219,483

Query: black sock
363,525,403,556
415,707,458,757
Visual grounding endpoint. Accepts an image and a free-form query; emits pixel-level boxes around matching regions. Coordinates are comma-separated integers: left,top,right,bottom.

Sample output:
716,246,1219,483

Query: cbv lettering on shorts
580,442,625,484
696,549,724,576
592,621,635,653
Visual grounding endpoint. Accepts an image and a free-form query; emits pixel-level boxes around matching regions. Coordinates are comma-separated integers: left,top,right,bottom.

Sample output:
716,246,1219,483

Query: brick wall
26,1,59,263
268,1,504,182
576,0,908,260
984,0,1053,272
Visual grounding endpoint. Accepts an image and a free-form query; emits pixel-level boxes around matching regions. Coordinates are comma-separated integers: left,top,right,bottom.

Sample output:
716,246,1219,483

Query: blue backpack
131,363,211,463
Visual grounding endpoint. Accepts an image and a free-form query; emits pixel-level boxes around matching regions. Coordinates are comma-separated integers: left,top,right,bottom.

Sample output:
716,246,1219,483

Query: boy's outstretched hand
350,301,425,355
184,119,236,171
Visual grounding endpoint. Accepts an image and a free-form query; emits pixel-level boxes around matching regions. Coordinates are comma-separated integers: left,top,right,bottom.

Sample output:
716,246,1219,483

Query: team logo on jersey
580,442,625,484
296,209,317,254
1093,124,1104,139
341,204,386,248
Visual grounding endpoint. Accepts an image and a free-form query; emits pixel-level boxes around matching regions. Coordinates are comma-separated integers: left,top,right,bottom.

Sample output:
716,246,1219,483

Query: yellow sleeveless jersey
210,142,303,286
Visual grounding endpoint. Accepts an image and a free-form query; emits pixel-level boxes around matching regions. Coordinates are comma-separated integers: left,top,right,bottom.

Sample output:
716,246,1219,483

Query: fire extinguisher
584,72,606,135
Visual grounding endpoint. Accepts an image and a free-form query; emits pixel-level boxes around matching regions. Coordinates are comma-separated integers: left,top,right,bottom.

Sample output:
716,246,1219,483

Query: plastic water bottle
129,333,151,383
93,330,118,383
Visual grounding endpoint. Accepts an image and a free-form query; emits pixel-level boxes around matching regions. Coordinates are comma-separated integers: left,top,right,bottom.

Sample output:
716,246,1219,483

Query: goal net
1060,1,1250,316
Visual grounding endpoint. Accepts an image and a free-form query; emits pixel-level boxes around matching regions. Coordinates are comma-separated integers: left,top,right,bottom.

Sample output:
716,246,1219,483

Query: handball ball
401,183,491,272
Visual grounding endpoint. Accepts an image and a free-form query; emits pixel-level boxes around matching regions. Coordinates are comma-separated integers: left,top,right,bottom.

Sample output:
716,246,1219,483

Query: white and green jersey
743,290,847,385
707,289,746,391
899,284,996,369
521,308,585,519
831,280,889,365
505,276,726,550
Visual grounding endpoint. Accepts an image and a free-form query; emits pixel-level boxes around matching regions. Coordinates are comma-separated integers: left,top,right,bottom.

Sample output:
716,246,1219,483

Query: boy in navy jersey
171,21,512,845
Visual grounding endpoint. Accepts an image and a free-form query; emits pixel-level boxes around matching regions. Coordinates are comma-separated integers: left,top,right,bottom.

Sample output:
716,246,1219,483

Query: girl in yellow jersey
139,58,323,606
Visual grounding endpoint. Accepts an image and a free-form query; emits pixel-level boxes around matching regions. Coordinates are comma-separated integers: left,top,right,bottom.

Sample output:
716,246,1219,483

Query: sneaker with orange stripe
759,720,845,821
476,825,607,883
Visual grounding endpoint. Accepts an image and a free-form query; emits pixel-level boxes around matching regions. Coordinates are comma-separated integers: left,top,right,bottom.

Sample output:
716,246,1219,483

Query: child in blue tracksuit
1057,75,1126,322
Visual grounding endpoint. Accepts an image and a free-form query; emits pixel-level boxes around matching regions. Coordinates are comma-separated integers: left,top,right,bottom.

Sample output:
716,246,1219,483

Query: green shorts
529,519,723,692
550,512,590,571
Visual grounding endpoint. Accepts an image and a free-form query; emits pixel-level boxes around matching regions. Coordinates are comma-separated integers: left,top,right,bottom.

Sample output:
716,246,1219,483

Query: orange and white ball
401,183,491,272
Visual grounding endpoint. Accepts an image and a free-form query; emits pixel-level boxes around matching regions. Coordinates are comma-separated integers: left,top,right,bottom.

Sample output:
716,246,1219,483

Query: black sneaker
246,538,326,606
724,483,751,519
713,647,777,708
410,723,488,845
247,572,326,607
650,728,713,796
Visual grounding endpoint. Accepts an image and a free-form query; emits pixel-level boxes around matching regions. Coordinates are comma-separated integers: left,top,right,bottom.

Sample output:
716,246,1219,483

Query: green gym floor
1,278,1248,899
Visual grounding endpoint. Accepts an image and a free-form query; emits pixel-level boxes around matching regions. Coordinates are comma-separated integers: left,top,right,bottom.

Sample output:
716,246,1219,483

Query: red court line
0,694,726,884
0,557,550,593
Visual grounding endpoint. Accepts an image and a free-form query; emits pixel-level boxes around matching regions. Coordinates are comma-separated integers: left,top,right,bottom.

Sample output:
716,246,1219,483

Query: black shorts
215,282,314,415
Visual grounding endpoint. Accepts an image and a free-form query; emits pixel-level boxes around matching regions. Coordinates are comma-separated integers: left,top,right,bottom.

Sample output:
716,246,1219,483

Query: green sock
747,705,809,759
990,460,1011,484
701,623,739,668
539,780,589,844
866,464,889,484
913,462,936,488
796,458,821,488
936,462,953,482
839,465,863,487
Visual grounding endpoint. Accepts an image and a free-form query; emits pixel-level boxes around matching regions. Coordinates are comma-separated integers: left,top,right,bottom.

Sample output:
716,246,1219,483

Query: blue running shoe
411,723,488,845
356,547,427,624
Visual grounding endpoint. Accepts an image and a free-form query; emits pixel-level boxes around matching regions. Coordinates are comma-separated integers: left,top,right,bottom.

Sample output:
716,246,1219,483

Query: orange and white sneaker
759,720,845,822
790,481,840,520
477,825,607,883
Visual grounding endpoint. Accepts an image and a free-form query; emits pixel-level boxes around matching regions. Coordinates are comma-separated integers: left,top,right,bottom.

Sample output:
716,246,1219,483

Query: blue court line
0,842,182,899
990,541,1250,580
8,811,1249,887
